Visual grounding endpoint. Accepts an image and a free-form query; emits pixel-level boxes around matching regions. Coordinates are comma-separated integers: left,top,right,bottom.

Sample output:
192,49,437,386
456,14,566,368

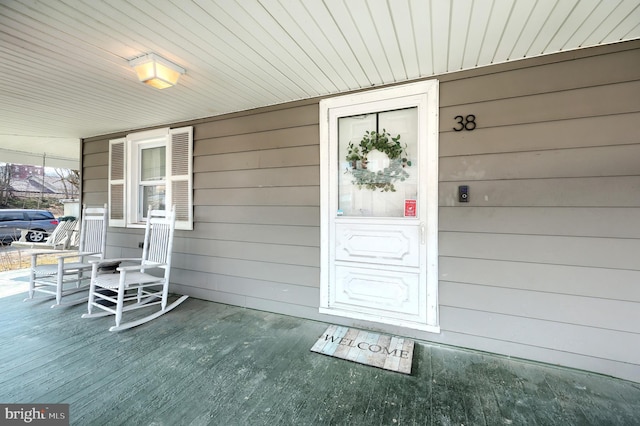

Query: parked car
0,209,59,243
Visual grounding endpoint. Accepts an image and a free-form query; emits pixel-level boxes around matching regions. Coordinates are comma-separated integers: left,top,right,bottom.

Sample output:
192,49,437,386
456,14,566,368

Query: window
0,212,25,221
337,107,418,217
27,211,55,220
109,126,193,230
137,141,166,219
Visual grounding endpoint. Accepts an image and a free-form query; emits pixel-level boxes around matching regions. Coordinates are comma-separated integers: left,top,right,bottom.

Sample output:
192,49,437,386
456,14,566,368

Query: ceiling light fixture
128,53,185,89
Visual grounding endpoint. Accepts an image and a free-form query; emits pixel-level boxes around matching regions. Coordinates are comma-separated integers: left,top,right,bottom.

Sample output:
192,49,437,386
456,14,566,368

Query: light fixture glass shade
129,53,185,89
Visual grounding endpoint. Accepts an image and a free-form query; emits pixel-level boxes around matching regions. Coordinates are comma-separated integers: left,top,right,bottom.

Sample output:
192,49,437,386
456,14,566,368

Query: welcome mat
311,325,414,374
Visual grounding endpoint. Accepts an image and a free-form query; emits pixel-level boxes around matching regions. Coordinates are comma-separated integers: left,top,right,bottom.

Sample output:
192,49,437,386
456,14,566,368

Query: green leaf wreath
345,129,411,192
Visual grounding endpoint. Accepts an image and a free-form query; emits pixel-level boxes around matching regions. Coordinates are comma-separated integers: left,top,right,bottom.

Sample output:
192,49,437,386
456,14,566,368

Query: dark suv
0,209,59,243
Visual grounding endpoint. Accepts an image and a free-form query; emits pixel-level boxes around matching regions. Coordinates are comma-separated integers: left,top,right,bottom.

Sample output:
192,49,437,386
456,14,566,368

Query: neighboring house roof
9,176,75,196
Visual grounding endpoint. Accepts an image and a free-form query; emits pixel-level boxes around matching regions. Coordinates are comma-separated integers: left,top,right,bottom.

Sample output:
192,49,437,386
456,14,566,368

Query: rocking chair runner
24,205,108,308
82,206,188,331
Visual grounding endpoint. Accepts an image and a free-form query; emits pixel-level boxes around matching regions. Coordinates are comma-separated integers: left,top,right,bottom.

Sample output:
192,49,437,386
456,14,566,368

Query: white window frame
109,126,193,230
128,129,168,225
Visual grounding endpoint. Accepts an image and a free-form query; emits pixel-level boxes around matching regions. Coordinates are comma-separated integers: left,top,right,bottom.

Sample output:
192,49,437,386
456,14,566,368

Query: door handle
420,223,425,245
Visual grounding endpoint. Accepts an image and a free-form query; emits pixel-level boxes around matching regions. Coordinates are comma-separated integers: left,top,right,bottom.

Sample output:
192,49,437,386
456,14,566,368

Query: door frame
319,80,440,333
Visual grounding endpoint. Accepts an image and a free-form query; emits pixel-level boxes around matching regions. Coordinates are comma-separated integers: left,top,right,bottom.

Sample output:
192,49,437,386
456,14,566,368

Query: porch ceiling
1,0,639,162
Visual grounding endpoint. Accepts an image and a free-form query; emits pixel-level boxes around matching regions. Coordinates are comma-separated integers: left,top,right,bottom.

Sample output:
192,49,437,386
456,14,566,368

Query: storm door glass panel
338,107,418,217
139,146,166,217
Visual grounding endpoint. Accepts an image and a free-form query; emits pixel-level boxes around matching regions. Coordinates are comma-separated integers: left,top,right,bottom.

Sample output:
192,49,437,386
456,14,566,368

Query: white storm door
320,80,440,333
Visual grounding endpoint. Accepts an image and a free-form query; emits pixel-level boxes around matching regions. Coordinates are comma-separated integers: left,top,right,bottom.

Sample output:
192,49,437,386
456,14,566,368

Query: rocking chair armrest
117,262,166,272
76,251,102,257
88,257,141,265
52,251,101,261
29,249,75,259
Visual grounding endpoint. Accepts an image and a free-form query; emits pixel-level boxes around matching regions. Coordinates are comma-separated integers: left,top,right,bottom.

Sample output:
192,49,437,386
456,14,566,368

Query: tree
0,163,14,206
53,168,80,199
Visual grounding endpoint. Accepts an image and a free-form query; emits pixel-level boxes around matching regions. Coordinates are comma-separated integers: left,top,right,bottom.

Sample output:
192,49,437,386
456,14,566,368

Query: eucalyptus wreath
345,129,411,192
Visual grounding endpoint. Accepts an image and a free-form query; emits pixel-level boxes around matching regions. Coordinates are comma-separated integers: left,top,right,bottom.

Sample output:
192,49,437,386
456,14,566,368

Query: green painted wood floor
1,293,639,425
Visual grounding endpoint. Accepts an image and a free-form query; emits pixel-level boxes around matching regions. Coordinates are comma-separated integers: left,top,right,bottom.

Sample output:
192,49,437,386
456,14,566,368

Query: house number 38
453,114,476,131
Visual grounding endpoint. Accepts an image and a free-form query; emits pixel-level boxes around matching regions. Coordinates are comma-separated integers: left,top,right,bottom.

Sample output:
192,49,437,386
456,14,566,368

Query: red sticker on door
404,199,417,217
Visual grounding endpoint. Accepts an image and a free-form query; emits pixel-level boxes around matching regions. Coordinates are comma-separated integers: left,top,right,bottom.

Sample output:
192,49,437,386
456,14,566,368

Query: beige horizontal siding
437,42,640,383
440,232,640,270
175,105,322,309
82,139,107,155
83,165,108,180
419,319,640,384
440,144,640,181
440,112,640,156
103,228,144,248
171,270,319,307
83,152,108,168
195,102,318,139
189,222,319,246
440,207,640,238
82,178,106,193
195,146,319,173
440,80,640,131
195,125,319,155
440,281,640,334
439,257,640,303
194,187,320,206
174,253,318,288
81,192,107,206
440,47,640,106
196,166,319,189
438,307,640,366
194,205,319,226
440,177,640,207
172,238,319,268
81,135,110,210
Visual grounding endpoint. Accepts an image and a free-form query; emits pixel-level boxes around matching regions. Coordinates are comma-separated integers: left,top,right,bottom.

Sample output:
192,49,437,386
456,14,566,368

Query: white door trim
319,80,440,333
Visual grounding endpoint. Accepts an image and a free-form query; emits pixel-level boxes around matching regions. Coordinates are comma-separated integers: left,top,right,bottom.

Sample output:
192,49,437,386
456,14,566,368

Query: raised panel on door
335,222,420,266
334,265,422,320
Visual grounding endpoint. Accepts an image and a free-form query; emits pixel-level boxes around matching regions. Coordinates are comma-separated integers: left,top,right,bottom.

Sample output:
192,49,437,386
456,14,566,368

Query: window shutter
108,138,126,227
168,126,193,230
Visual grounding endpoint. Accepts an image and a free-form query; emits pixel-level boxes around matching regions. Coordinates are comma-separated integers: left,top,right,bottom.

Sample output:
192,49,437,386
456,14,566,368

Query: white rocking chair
82,206,188,331
12,217,80,250
24,205,108,308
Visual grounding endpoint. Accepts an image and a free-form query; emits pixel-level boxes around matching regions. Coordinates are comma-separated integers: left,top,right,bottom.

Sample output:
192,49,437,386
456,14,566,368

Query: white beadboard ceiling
1,0,639,167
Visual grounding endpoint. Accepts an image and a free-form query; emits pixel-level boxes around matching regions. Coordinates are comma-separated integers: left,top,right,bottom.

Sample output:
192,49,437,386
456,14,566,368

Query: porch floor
1,274,639,425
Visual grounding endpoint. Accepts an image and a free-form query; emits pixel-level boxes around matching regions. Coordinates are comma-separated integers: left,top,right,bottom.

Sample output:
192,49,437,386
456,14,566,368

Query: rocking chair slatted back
79,205,108,255
51,219,80,248
142,208,176,267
